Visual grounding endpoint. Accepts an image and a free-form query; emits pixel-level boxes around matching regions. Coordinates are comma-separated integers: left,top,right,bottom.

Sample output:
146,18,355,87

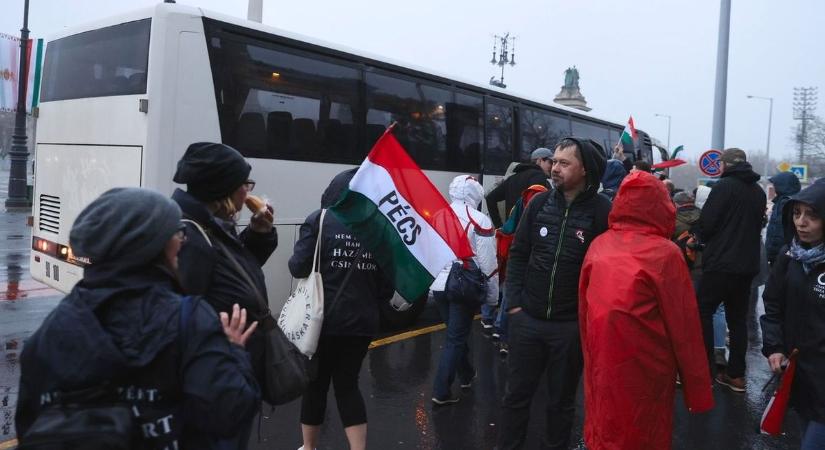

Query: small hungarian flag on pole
760,349,800,436
330,125,473,303
620,116,638,150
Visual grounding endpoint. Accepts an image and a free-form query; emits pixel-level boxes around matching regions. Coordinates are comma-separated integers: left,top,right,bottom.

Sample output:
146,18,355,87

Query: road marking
0,439,17,449
369,314,481,349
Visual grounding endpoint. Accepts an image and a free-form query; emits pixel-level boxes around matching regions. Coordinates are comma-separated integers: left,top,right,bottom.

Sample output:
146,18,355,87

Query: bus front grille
39,194,60,234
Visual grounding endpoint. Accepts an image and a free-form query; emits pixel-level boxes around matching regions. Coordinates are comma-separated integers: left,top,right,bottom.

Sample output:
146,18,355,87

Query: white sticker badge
539,226,548,237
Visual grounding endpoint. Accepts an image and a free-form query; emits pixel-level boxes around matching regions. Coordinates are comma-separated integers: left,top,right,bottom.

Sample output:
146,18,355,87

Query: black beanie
70,188,181,267
173,142,251,201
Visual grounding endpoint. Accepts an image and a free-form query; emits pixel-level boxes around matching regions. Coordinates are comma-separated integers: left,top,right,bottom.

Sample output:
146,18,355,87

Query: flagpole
6,0,31,209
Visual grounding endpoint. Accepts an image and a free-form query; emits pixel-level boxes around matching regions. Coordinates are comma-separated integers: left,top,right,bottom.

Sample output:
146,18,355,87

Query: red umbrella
651,159,687,170
760,349,800,436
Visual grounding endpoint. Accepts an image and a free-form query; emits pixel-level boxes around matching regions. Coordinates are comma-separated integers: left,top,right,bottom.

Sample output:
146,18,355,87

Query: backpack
18,297,196,450
495,184,548,283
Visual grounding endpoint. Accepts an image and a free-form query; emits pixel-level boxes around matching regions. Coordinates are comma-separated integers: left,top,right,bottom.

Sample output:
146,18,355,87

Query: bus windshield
41,19,151,102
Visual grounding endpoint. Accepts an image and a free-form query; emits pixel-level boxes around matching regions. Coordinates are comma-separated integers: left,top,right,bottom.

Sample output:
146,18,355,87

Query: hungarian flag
760,349,799,436
620,116,638,150
330,126,473,302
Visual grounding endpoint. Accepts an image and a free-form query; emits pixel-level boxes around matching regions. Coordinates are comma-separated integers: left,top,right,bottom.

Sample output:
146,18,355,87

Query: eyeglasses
244,179,256,191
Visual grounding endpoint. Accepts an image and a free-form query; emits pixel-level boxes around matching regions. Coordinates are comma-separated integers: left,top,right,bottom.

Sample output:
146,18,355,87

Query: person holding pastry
171,141,277,450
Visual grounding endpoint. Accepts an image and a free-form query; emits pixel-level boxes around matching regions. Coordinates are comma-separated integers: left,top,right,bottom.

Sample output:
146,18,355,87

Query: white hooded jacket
430,175,499,306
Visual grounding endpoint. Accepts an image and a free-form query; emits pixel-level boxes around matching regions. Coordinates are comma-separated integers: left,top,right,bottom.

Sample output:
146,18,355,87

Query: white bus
30,3,654,328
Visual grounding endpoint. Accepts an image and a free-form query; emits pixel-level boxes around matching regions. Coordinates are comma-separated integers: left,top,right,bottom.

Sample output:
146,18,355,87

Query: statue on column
556,66,589,111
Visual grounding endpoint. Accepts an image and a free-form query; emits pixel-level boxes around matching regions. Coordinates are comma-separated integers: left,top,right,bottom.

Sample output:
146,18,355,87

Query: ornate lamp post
489,33,516,89
6,0,31,209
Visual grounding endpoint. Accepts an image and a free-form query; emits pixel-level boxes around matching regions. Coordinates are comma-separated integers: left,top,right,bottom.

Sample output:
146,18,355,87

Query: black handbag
182,218,310,406
445,258,488,306
18,386,135,450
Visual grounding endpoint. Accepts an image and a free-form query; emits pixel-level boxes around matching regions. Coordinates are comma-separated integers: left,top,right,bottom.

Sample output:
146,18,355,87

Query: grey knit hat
70,188,182,267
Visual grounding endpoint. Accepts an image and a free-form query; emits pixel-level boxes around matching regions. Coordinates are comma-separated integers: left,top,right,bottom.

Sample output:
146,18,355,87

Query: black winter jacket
172,189,277,390
486,163,550,228
15,266,260,449
505,139,611,321
761,249,825,424
289,170,394,336
696,163,766,275
761,180,825,424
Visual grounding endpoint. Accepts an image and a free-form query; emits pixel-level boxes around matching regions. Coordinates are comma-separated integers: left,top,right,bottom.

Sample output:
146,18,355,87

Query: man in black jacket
485,148,552,229
498,138,610,450
694,148,766,392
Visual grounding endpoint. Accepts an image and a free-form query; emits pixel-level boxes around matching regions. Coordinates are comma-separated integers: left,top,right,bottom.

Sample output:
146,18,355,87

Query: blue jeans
712,304,726,349
432,290,475,399
801,419,825,450
494,287,509,342
481,303,497,322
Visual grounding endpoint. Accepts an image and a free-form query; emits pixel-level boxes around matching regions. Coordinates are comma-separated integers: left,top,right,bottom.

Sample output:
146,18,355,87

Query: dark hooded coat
485,162,550,228
761,181,825,425
580,172,713,450
172,189,277,391
505,138,611,321
766,172,802,263
15,265,260,449
695,162,766,275
288,169,395,336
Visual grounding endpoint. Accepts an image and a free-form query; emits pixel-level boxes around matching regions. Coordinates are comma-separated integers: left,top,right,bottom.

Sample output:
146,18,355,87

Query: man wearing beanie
693,148,766,392
172,142,277,448
15,188,261,449
498,138,611,449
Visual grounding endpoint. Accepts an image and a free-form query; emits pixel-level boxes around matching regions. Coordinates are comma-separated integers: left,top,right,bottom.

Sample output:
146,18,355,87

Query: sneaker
480,318,494,330
499,343,509,357
432,395,460,406
491,330,501,340
460,372,477,389
676,375,682,388
715,373,746,393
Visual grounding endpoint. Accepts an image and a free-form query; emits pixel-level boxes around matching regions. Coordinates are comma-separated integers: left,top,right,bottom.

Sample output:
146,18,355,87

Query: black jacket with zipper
172,188,277,391
485,163,550,228
505,139,610,322
694,163,766,275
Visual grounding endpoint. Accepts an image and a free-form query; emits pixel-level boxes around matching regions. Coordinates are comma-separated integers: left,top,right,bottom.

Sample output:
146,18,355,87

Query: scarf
789,239,825,274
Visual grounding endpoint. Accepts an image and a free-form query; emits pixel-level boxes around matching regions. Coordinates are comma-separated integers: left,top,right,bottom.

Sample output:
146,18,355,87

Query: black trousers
697,271,754,379
300,335,372,427
498,313,582,450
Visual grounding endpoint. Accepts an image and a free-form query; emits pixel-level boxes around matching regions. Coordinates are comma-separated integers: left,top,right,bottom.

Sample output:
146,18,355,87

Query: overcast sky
2,0,823,166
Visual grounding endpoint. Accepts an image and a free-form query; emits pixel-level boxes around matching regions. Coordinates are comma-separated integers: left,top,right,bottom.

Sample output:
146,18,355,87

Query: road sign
777,161,791,172
699,150,723,177
789,164,808,182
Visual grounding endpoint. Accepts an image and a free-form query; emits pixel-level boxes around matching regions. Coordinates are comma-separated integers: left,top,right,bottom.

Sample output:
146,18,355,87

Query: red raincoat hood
608,171,675,239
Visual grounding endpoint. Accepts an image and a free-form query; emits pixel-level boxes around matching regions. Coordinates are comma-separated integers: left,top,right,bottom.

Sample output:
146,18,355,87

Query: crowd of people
13,137,825,450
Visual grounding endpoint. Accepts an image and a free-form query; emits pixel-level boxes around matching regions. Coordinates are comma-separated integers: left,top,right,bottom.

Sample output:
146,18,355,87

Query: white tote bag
278,209,326,358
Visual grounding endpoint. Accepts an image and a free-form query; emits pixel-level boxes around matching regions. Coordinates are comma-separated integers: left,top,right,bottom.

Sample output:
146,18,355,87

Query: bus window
520,108,570,161
448,93,483,174
571,118,611,157
485,101,514,175
206,31,360,162
365,71,451,170
41,19,150,102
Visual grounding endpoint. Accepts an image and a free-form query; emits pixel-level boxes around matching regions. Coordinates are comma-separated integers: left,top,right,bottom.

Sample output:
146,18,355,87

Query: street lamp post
5,0,31,209
654,113,672,153
747,95,773,177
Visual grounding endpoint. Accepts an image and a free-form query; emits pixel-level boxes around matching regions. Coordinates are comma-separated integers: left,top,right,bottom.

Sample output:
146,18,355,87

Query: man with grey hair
693,148,766,393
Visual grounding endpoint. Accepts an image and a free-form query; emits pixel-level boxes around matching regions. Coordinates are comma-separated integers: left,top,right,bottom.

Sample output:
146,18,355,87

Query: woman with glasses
171,142,277,449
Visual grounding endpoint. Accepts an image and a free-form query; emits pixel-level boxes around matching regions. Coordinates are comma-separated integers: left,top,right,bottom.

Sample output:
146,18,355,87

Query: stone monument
554,66,591,112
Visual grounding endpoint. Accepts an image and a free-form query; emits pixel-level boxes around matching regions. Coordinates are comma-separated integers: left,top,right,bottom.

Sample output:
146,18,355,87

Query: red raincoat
579,172,713,450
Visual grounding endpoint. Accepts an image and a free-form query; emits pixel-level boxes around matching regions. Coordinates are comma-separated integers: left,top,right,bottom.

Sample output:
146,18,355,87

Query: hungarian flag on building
330,126,473,302
620,116,638,149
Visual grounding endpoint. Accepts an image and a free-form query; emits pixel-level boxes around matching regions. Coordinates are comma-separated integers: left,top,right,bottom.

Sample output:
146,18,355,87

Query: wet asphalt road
0,168,804,449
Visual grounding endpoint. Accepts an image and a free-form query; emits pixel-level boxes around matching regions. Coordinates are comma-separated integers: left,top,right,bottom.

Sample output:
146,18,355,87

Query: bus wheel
378,293,427,331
